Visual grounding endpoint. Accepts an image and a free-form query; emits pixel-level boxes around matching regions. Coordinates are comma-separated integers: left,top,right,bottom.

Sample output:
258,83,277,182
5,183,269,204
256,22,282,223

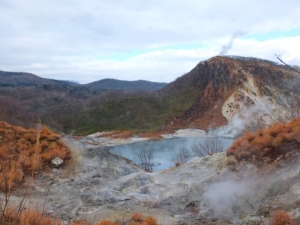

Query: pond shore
73,128,208,148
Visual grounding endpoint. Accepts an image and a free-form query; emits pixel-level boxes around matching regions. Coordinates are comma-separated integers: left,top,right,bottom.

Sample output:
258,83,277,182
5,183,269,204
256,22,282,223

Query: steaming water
110,137,233,172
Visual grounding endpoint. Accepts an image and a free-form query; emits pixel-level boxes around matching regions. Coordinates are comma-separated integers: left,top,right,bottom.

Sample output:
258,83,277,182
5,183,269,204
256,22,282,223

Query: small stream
110,137,234,172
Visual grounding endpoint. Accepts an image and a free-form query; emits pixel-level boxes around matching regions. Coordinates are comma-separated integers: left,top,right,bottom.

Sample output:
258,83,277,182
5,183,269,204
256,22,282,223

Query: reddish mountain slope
168,56,300,132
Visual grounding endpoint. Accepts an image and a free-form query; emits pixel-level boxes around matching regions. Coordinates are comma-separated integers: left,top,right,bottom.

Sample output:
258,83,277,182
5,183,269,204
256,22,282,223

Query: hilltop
0,70,77,87
169,56,300,133
83,78,167,91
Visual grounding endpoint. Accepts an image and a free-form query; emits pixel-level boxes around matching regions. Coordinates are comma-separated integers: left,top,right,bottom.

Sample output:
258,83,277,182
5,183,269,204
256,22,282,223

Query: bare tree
137,148,154,172
275,54,300,74
173,147,191,164
192,137,224,157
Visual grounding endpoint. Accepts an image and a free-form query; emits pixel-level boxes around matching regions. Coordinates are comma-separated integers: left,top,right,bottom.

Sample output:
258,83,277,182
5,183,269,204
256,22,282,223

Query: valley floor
12,129,300,225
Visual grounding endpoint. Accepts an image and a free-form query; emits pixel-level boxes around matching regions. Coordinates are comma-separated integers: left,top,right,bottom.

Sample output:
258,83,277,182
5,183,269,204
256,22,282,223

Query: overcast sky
1,0,300,84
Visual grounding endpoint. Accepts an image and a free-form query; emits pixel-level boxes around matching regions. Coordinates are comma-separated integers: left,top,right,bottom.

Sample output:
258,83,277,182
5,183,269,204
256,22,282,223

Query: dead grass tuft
131,213,143,222
143,216,157,225
270,210,294,225
97,219,118,225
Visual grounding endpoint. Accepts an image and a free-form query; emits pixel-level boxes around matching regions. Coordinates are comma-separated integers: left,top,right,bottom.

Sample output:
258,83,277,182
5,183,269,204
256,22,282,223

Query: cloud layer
0,0,300,83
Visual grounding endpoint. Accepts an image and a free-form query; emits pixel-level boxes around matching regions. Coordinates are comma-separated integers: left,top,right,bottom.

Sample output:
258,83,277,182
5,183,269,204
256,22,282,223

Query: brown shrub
143,216,157,225
227,116,300,165
270,210,294,225
0,121,70,191
97,130,135,139
0,160,24,192
272,134,286,148
70,221,91,225
97,220,118,225
18,209,61,225
131,212,143,222
3,207,61,225
237,150,252,161
244,132,256,143
251,134,272,147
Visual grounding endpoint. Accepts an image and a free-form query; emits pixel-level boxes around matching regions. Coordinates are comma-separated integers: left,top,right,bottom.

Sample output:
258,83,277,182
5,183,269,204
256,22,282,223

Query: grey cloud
0,0,300,83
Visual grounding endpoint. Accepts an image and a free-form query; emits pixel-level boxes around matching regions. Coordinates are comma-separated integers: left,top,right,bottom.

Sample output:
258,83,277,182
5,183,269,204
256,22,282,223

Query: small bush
227,116,300,165
270,210,294,225
0,121,70,191
143,216,157,225
131,213,143,222
2,207,61,225
70,221,91,225
97,220,118,225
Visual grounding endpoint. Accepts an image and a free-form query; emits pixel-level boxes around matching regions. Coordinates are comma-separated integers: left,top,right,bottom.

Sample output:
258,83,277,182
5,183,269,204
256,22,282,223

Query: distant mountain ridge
84,78,167,91
0,70,77,87
0,70,167,91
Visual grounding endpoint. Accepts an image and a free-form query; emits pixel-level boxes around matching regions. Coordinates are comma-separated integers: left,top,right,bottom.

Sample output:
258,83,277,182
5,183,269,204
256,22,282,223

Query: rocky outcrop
51,157,64,168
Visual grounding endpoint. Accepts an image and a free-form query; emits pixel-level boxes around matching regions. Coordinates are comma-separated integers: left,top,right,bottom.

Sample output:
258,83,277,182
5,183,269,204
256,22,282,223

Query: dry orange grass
96,220,118,225
97,130,135,139
69,221,91,225
270,210,294,225
0,121,70,191
131,212,143,222
143,216,157,225
130,213,158,225
138,132,163,140
227,117,300,164
3,207,60,225
97,130,164,140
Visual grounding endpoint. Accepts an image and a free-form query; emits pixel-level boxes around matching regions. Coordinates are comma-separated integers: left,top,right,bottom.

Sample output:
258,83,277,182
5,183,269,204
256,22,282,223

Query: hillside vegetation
0,71,198,134
56,87,199,134
0,121,70,190
227,116,300,164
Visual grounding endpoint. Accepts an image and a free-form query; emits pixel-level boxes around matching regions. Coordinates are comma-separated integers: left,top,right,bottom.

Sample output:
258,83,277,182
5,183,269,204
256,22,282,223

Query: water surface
110,137,233,172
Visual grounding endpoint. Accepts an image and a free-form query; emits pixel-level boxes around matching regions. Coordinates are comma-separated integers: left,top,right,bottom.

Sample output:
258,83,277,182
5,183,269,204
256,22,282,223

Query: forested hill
0,70,76,87
84,79,167,91
0,70,167,91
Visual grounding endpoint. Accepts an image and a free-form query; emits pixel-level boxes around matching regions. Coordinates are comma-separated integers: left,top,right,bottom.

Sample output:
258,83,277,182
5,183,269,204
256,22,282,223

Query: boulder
51,157,64,168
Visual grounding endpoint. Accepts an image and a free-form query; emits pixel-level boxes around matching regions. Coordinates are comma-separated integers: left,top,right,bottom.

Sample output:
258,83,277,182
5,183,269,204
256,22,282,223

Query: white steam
219,30,246,55
214,105,267,138
201,175,257,218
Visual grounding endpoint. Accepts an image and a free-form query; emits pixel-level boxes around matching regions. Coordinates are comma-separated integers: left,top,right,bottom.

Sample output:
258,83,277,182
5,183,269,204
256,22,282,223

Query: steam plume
219,30,245,55
202,179,254,217
214,105,268,138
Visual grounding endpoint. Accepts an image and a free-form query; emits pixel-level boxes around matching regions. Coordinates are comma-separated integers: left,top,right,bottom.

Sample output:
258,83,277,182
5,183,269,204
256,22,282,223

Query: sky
0,0,300,84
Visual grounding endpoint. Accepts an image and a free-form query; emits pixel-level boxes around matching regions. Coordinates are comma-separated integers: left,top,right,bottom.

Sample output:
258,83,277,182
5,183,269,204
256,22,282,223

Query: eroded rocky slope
170,56,300,135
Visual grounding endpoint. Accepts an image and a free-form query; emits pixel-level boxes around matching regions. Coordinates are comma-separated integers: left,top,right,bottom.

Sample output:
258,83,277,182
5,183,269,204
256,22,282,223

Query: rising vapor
219,30,246,55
